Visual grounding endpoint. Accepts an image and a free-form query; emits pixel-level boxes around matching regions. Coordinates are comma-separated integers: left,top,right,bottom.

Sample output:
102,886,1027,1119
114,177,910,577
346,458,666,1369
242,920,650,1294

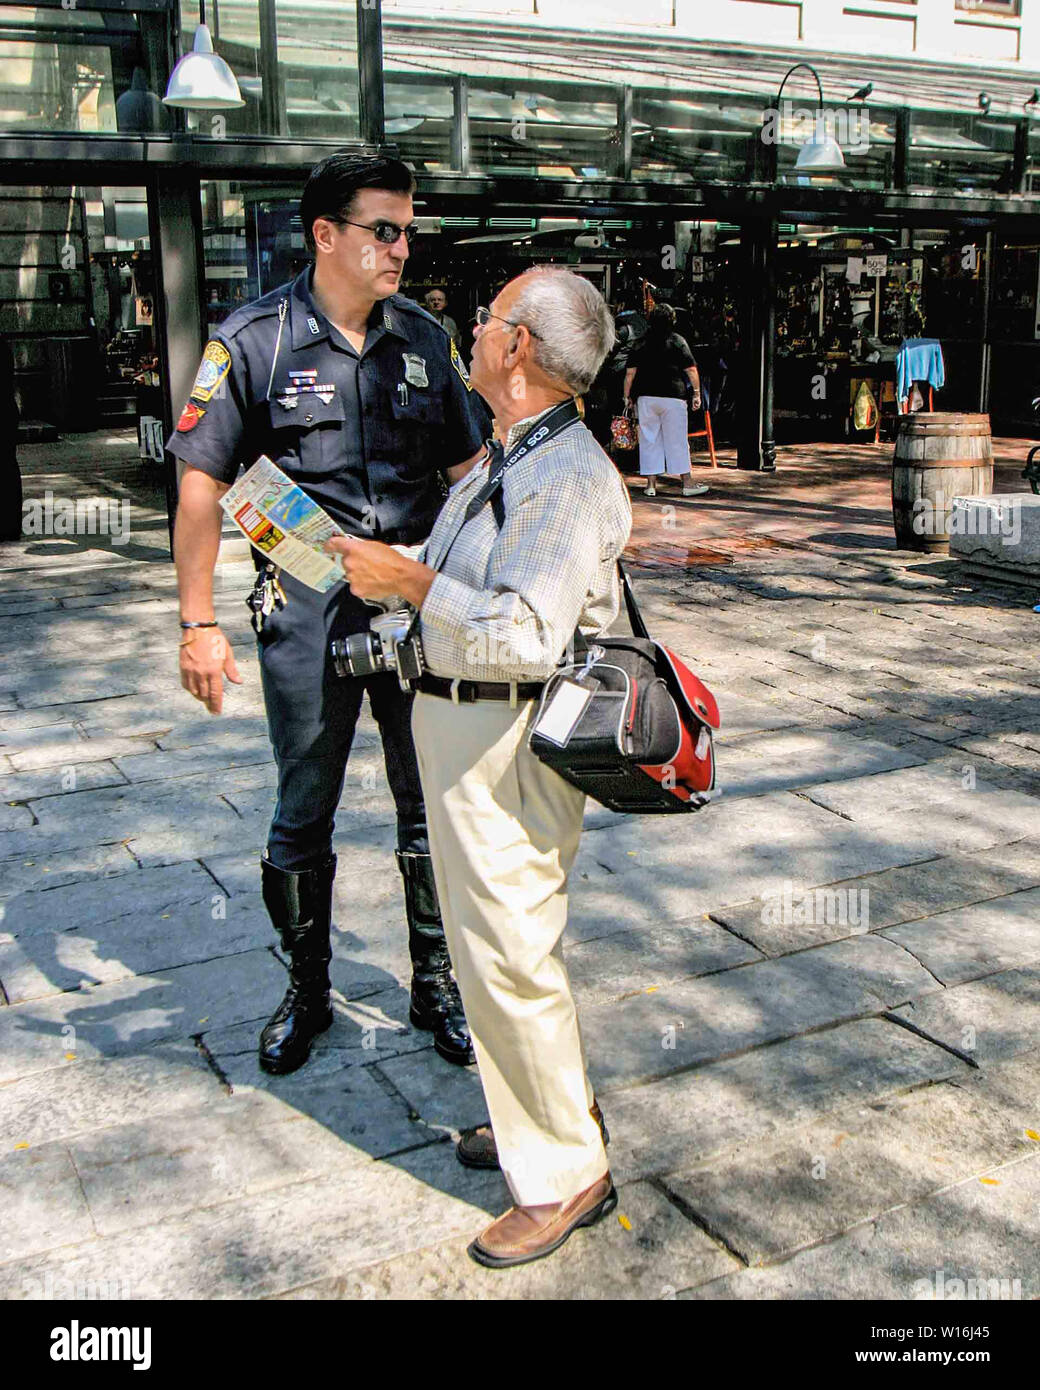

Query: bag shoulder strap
569,558,647,659
616,556,649,640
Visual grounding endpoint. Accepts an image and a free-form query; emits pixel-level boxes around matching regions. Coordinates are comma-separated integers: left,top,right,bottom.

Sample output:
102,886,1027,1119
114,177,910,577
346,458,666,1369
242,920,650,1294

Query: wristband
180,620,218,629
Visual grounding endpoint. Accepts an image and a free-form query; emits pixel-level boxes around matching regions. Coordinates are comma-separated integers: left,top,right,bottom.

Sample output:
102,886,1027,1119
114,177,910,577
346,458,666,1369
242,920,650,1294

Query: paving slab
0,765,275,861
662,1077,1034,1268
712,841,1040,956
0,804,33,833
374,1047,492,1139
0,842,139,901
0,1041,224,1149
0,760,129,802
687,1147,1040,1301
0,1143,95,1265
276,1178,738,1301
7,733,160,773
882,888,1040,987
0,948,286,1083
711,729,923,801
112,738,274,784
576,934,939,1090
0,1140,504,1300
600,1017,964,1184
68,1078,427,1238
0,863,272,1001
0,722,86,754
565,920,762,1001
892,967,1040,1066
801,759,1040,829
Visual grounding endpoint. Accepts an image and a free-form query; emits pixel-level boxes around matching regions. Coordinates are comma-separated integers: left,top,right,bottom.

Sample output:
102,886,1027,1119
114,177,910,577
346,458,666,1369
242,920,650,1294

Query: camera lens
331,630,383,678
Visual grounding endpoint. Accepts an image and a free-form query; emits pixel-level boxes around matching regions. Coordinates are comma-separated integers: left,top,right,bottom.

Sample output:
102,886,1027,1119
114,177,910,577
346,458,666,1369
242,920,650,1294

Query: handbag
610,401,637,450
528,561,720,814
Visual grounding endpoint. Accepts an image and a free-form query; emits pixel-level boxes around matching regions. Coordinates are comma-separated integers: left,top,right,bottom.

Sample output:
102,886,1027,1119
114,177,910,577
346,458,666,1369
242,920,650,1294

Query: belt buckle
450,677,462,704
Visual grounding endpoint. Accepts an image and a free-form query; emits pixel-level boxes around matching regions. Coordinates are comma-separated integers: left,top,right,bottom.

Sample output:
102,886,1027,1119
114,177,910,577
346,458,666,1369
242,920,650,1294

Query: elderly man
327,267,632,1268
423,288,459,346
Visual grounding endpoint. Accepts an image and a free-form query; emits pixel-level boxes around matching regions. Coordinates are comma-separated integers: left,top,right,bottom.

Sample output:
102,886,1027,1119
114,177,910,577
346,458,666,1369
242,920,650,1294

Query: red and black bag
528,561,720,814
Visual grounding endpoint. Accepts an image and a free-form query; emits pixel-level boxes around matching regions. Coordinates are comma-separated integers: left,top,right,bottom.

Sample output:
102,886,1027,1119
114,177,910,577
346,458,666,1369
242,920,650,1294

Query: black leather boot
397,850,475,1067
258,855,336,1075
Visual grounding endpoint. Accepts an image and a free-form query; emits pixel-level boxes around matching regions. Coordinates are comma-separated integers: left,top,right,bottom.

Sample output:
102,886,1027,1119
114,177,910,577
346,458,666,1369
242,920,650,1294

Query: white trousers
411,692,607,1207
637,395,690,476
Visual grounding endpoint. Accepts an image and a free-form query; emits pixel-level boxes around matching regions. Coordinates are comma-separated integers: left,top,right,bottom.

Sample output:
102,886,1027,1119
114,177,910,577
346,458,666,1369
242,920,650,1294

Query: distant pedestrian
0,336,22,542
623,304,707,498
424,288,459,346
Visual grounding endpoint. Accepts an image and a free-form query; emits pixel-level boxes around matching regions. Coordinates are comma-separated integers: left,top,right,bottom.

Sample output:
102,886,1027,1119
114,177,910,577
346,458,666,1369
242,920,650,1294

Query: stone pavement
1,429,1039,1301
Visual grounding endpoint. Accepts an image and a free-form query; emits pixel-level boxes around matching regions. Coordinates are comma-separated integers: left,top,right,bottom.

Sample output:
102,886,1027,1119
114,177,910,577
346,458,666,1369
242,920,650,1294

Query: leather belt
415,674,544,704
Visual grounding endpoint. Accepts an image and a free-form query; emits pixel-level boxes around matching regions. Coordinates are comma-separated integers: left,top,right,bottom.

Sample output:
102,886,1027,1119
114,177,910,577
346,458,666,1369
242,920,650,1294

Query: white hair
509,268,615,393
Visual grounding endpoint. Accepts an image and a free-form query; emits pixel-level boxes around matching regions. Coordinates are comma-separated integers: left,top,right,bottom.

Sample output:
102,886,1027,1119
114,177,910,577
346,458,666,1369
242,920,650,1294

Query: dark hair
299,154,416,254
648,304,676,335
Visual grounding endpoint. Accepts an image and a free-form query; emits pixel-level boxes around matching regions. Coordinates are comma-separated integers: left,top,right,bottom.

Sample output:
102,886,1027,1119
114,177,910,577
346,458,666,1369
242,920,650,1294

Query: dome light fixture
163,6,244,111
773,63,847,175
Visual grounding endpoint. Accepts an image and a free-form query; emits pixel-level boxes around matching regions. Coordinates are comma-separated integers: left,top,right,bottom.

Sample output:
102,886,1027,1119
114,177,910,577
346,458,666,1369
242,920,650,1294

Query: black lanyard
429,397,582,572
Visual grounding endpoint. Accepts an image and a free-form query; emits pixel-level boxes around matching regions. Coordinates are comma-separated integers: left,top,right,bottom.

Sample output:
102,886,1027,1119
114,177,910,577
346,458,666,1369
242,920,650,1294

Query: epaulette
390,293,446,331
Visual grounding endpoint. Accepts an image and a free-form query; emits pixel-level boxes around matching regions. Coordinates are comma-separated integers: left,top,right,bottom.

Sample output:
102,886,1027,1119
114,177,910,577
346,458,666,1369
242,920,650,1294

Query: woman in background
623,304,707,498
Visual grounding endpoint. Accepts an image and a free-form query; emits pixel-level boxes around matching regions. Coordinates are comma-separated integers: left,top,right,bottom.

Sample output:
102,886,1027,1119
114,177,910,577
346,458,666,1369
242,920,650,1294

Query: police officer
167,154,489,1075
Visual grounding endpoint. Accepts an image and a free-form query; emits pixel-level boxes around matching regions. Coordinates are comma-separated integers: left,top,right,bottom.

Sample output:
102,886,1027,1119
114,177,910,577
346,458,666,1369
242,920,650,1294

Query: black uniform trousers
256,568,427,873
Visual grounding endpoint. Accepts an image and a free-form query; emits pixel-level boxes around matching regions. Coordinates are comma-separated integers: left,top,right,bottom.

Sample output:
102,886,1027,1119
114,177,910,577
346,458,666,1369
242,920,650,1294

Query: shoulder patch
176,401,206,432
449,339,472,392
190,340,231,403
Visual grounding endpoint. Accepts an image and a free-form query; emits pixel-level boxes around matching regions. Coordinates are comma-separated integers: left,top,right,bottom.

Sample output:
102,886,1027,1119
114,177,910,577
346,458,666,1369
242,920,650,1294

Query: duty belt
415,674,544,704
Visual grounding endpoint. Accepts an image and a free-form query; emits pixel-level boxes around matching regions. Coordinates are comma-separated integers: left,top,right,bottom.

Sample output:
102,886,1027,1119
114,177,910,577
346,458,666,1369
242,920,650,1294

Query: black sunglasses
332,217,418,246
475,305,542,339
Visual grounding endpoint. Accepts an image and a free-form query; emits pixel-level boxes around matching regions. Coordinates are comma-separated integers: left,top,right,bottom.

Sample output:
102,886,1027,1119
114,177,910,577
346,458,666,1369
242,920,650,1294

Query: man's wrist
396,557,436,610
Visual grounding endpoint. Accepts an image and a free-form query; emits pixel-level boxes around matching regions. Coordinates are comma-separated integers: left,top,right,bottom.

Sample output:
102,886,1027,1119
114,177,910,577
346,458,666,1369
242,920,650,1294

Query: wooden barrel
892,413,993,553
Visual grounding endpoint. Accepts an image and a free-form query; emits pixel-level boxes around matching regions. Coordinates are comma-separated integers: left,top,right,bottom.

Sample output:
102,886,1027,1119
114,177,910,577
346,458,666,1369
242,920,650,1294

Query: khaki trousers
412,691,608,1207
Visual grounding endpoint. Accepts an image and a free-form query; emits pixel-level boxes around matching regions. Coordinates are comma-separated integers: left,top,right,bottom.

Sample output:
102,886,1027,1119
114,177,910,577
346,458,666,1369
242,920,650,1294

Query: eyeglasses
331,217,418,246
475,306,542,339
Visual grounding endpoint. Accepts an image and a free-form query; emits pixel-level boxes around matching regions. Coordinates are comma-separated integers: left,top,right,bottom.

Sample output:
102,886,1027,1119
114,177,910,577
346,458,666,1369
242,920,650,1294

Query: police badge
402,353,429,389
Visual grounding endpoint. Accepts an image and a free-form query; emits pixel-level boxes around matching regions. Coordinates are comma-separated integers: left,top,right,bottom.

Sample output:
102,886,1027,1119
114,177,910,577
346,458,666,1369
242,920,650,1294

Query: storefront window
0,5,163,134
764,225,987,440
908,110,1016,192
631,91,756,185
467,79,618,177
178,0,359,140
383,72,455,172
200,180,305,325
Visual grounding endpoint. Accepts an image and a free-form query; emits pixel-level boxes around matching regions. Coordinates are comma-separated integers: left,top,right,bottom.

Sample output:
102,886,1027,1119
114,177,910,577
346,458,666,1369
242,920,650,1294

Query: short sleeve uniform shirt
166,266,489,546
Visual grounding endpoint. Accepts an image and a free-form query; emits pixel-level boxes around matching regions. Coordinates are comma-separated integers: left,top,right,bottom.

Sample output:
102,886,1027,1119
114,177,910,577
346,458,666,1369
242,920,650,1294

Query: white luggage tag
533,679,594,748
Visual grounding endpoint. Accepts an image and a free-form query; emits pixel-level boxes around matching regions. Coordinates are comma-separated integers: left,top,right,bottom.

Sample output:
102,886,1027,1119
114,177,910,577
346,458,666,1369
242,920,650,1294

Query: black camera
330,609,424,689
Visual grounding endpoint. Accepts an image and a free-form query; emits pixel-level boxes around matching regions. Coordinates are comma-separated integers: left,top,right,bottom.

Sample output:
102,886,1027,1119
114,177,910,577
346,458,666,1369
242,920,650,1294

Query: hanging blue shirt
897,338,945,407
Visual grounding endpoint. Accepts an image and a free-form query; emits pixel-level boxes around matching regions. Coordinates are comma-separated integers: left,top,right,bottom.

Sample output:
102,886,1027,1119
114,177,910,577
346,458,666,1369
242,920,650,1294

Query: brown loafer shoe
457,1100,609,1170
468,1173,617,1269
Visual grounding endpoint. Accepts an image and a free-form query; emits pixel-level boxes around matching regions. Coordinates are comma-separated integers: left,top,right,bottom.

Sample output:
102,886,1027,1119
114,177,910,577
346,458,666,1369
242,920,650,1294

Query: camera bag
528,561,720,814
